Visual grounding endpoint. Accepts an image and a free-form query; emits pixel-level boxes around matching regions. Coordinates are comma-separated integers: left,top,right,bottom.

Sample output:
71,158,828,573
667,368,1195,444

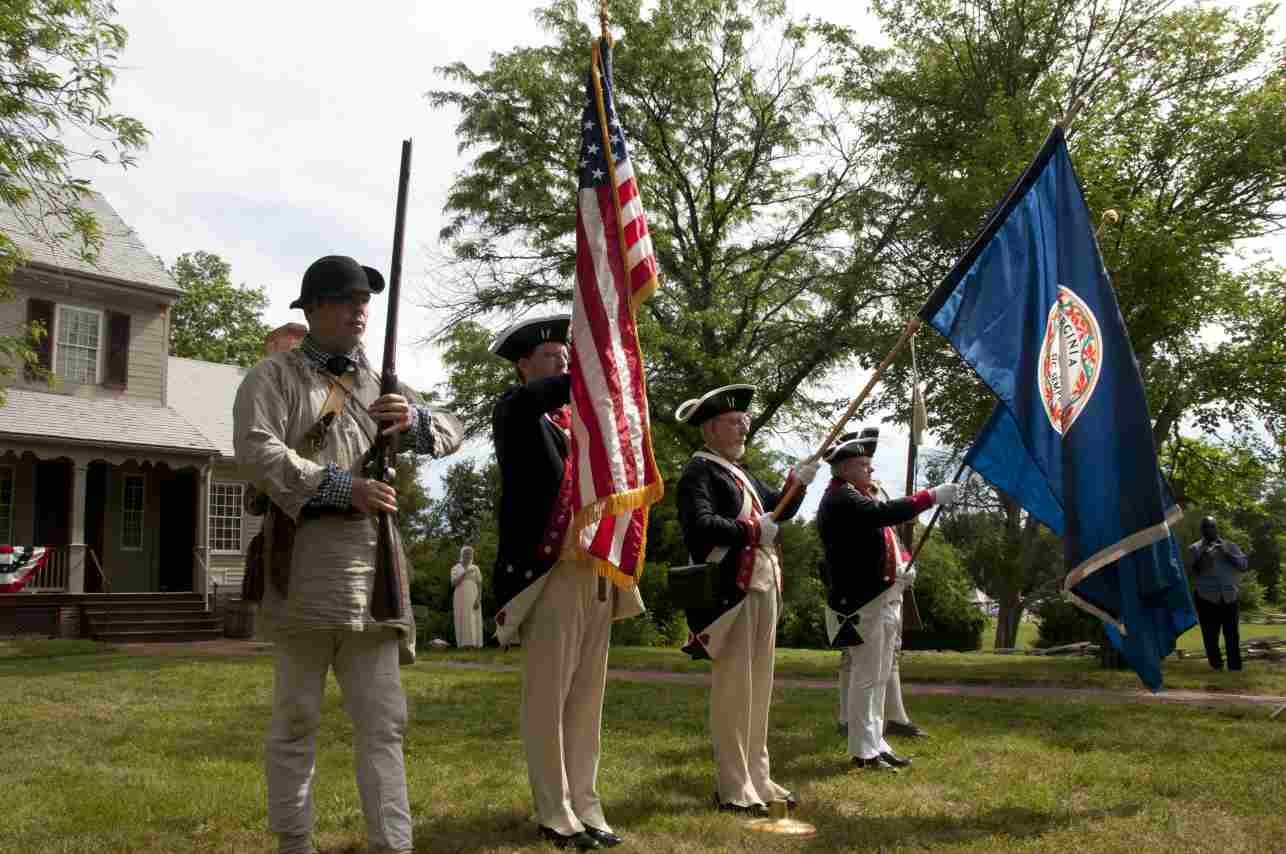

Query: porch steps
83,593,222,643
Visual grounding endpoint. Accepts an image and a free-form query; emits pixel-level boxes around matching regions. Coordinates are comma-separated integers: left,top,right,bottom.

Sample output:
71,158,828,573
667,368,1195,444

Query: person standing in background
1187,516,1250,671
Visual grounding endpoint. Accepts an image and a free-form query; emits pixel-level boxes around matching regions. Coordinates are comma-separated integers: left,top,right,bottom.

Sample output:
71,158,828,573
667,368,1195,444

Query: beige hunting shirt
233,348,463,662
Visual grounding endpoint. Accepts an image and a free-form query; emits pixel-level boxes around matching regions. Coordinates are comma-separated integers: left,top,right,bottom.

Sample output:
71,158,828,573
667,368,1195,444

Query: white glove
931,482,960,506
795,459,820,486
900,567,918,587
757,513,779,547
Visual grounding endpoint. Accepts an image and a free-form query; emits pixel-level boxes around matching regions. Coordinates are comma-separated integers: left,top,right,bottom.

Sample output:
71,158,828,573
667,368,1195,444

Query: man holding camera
1187,516,1250,671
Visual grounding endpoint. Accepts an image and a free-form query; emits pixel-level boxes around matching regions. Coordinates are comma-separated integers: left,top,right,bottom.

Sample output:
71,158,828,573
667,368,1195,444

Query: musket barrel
382,139,413,393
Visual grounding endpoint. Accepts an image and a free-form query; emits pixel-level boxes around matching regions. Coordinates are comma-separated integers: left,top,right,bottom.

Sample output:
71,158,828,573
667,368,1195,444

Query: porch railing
87,548,109,593
21,546,108,593
195,545,211,609
25,547,70,592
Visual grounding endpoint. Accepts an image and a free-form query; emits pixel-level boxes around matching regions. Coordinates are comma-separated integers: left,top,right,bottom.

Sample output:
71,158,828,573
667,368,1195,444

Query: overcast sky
79,0,1283,512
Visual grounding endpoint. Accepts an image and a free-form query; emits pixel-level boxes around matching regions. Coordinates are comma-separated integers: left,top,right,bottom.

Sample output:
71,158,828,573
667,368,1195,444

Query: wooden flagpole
771,316,921,520
900,334,926,630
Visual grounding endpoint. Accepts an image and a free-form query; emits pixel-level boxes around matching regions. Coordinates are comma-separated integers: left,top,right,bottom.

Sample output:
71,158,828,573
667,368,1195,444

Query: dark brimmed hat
823,427,879,463
289,255,385,310
489,314,571,363
674,384,755,426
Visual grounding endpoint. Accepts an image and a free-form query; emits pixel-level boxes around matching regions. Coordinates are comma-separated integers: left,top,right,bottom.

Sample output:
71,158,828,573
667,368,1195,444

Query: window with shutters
0,467,13,545
208,482,244,554
54,305,103,385
122,475,145,551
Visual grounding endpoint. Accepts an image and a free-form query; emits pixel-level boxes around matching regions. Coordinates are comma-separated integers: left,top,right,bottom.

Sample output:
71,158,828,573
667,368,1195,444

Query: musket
367,139,413,621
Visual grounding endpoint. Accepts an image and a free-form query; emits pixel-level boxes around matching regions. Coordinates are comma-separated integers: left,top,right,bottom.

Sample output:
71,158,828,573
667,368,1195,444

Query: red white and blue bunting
0,546,49,593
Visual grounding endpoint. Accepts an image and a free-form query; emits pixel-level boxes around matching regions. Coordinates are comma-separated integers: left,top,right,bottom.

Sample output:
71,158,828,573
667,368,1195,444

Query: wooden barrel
224,599,257,639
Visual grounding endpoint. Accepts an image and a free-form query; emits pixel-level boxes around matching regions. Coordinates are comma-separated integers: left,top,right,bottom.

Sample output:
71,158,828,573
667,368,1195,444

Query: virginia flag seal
1040,285,1103,434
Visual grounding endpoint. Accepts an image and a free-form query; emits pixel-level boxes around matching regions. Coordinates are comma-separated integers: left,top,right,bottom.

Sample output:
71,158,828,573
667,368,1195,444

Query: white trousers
520,559,614,836
266,628,411,853
838,614,909,725
710,587,789,807
844,593,902,759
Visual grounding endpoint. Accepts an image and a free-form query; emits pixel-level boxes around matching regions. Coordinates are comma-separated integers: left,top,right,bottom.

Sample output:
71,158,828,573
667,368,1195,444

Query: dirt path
424,659,1286,710
109,639,1286,711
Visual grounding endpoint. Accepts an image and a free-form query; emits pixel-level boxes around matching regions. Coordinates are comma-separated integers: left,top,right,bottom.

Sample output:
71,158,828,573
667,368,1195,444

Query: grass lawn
430,630,1286,696
3,643,1284,853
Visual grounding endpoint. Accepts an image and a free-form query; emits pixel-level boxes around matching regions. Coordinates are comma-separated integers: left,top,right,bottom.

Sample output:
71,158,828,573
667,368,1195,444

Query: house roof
0,388,217,456
0,189,179,294
166,357,247,458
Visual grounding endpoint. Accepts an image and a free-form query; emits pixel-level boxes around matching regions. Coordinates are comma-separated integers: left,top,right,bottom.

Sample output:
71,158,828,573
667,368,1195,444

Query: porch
1,445,216,596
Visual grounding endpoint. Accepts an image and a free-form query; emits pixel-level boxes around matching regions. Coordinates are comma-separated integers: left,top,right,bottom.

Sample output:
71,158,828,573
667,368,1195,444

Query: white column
197,463,211,607
67,461,88,593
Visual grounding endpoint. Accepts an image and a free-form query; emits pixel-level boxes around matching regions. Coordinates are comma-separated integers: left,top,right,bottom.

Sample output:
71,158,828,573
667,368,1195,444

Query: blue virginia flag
920,127,1196,691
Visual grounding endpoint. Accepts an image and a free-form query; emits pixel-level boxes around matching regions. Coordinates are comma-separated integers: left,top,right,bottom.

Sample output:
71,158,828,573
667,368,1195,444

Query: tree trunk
993,591,1025,649
1151,393,1185,451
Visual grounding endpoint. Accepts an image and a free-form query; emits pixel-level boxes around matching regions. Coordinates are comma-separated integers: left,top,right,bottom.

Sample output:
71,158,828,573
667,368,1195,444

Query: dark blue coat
676,453,803,659
815,479,931,647
491,375,570,608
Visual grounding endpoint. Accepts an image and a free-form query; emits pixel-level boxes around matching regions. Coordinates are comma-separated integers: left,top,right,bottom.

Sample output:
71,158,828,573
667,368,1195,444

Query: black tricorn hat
289,255,385,310
823,427,879,463
489,314,571,363
674,384,755,427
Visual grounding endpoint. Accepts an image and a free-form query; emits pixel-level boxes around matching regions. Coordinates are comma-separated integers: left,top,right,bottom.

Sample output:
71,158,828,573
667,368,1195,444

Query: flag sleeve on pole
568,36,664,588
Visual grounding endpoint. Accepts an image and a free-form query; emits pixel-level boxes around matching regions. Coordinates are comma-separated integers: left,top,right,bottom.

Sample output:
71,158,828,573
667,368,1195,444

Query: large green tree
167,251,272,369
0,0,148,404
427,0,910,456
828,0,1285,442
823,0,1286,645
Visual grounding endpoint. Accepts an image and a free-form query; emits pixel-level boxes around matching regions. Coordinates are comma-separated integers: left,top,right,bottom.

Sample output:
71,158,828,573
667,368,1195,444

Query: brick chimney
265,322,308,355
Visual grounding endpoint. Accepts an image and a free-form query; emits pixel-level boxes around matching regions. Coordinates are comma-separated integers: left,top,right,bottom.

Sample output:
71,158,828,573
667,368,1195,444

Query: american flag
568,36,663,587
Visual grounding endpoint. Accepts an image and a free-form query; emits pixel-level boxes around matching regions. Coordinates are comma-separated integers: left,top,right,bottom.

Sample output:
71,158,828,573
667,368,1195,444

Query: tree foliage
827,0,1286,459
419,458,499,550
823,0,1286,646
167,252,272,369
427,0,912,450
0,0,148,404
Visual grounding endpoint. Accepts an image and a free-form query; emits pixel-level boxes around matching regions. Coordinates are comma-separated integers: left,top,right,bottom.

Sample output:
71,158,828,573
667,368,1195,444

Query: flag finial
1095,208,1120,240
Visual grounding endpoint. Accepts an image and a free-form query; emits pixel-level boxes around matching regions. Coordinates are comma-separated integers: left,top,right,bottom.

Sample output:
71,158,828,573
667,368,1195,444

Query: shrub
613,563,689,647
1034,595,1101,647
777,575,829,649
903,537,986,652
1239,577,1265,614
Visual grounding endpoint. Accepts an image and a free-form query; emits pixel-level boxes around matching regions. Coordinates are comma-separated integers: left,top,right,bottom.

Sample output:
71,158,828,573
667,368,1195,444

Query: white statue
450,545,484,648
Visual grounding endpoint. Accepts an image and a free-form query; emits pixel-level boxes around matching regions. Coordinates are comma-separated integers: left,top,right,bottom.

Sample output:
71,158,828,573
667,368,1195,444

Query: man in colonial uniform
674,384,819,815
815,429,957,772
838,636,931,738
490,315,643,851
233,255,464,854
